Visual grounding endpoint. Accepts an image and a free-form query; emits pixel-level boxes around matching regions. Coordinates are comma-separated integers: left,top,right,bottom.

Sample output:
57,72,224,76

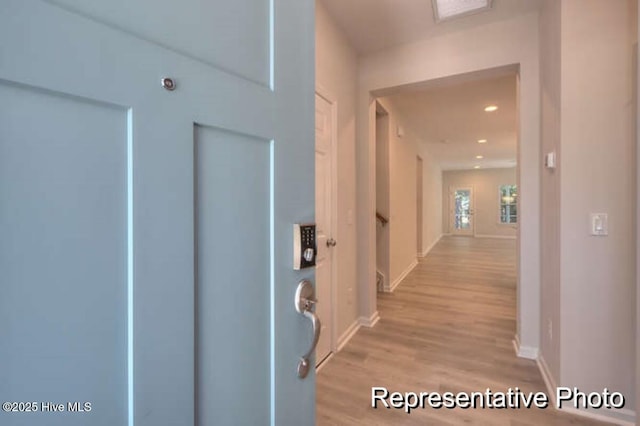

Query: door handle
326,238,337,247
295,280,321,379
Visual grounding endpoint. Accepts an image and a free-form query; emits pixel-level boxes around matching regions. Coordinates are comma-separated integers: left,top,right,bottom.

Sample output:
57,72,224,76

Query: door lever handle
295,280,322,379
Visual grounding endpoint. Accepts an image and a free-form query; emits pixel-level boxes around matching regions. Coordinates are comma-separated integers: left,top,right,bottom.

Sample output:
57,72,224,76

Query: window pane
499,184,517,224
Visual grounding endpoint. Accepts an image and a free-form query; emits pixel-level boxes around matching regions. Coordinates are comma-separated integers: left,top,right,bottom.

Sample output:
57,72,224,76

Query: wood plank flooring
316,236,611,426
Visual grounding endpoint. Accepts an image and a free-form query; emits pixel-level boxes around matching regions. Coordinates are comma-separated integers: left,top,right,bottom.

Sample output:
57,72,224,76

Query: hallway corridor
316,236,608,425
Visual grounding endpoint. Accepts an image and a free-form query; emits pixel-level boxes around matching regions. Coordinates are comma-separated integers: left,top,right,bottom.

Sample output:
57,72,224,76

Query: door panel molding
1,1,315,425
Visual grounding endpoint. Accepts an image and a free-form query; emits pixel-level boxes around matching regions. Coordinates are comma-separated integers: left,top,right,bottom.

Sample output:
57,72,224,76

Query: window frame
498,184,518,225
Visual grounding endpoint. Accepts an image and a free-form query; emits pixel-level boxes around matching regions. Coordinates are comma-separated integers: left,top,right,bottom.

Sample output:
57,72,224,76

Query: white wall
637,0,640,417
538,1,637,422
315,0,359,339
377,97,420,288
420,143,443,255
375,110,390,289
356,12,541,350
558,0,636,418
374,97,443,290
442,168,517,238
539,0,562,394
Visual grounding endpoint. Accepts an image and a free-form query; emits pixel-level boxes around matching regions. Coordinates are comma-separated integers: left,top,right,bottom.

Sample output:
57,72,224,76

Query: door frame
449,185,475,236
315,84,339,360
416,155,423,256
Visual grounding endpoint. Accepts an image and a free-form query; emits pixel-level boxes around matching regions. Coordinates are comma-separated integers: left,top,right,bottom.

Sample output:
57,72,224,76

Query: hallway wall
558,0,636,415
373,97,443,290
376,97,418,289
539,0,562,395
420,149,443,256
539,0,637,421
315,0,359,340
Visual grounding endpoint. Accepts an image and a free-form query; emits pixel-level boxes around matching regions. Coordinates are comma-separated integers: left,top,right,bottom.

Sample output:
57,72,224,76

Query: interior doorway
364,66,526,351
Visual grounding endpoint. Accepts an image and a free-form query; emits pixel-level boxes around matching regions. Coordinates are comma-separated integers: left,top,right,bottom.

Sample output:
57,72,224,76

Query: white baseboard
512,334,539,360
336,319,361,352
388,260,418,292
315,352,334,373
419,234,443,257
536,354,635,425
536,354,557,407
359,311,380,328
475,234,517,240
332,312,380,356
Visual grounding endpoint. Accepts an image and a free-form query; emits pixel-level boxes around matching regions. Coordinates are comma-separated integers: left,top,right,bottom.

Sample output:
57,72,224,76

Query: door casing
315,85,339,367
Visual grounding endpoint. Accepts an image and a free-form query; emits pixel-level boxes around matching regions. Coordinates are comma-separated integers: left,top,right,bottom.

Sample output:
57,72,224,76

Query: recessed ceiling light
484,105,498,112
432,0,493,22
477,139,487,144
474,165,481,169
476,155,484,159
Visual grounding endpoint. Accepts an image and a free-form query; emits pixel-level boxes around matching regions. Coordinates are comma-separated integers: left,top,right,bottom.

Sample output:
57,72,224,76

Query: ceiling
320,0,541,54
384,73,517,170
318,0,530,171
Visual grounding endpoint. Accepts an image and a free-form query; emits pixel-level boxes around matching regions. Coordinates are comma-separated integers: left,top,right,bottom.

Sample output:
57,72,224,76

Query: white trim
388,260,418,292
419,234,443,257
359,311,380,328
536,355,557,407
315,352,334,373
475,234,517,240
536,355,635,425
512,334,538,359
315,86,340,357
336,319,361,352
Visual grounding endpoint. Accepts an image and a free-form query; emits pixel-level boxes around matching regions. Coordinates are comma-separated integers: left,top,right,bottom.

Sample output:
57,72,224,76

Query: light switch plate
590,213,608,236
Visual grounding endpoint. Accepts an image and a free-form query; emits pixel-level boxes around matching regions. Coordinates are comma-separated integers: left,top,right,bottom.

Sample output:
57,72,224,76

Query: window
499,185,517,224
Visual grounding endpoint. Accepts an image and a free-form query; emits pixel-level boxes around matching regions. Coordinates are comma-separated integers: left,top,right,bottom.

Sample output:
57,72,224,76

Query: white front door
314,92,335,366
0,1,315,425
450,186,475,236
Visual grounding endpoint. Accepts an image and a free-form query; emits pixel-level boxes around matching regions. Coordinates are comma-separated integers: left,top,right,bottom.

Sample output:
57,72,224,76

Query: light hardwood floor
316,236,611,426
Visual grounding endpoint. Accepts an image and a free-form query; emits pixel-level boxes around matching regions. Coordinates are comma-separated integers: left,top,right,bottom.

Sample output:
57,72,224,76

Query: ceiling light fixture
484,105,498,112
432,0,493,22
477,139,487,144
476,155,484,159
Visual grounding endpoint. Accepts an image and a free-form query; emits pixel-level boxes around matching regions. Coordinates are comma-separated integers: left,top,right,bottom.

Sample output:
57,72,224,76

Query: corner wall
315,0,359,339
559,0,636,417
539,0,562,385
539,0,637,422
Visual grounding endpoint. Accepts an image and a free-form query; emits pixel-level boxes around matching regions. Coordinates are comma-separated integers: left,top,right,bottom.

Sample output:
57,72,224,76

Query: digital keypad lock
293,224,317,270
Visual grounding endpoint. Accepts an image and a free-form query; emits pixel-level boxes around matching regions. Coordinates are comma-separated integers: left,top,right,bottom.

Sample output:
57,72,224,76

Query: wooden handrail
376,212,389,226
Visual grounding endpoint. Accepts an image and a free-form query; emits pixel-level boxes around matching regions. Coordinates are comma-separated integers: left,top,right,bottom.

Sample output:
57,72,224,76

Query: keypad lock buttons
293,224,317,270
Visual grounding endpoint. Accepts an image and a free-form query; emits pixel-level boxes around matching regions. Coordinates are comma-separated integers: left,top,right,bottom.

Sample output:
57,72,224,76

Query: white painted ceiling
385,73,517,170
321,0,541,54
